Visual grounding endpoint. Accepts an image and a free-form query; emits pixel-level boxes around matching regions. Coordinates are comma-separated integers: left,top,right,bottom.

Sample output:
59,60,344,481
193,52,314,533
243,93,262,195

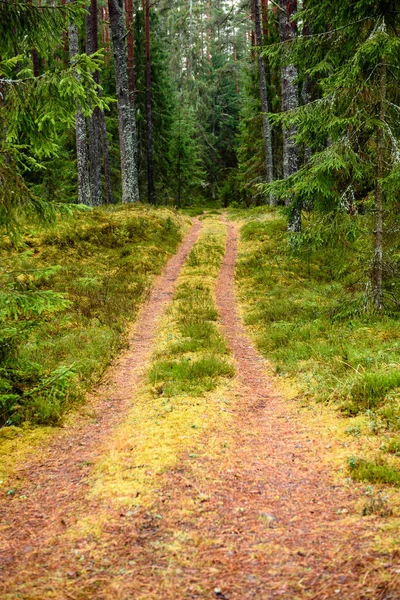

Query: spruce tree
0,0,105,229
263,0,400,310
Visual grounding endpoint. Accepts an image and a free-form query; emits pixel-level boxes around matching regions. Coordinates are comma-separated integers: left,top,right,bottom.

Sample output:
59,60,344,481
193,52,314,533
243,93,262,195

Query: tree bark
86,0,103,206
100,113,114,204
280,0,300,231
253,0,274,204
68,16,91,206
372,62,386,311
108,0,139,203
301,0,312,164
143,0,155,204
261,0,268,39
125,0,136,106
27,0,40,76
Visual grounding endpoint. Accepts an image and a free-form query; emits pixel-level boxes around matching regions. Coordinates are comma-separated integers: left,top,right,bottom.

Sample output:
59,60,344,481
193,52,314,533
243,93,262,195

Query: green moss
382,438,400,456
349,457,400,485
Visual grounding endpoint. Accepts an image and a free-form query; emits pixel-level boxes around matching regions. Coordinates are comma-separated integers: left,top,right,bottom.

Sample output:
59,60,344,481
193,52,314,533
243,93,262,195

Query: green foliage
0,206,185,426
349,457,400,486
259,0,400,304
167,98,205,205
0,0,109,232
235,209,400,429
382,439,400,456
0,0,83,57
341,370,400,415
149,355,234,397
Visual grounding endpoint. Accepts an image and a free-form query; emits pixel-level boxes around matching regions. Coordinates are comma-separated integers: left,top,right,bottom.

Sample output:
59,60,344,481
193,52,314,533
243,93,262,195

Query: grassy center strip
88,217,234,512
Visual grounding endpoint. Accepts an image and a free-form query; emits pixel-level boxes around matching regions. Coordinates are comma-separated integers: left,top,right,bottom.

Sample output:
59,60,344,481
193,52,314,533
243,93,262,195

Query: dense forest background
2,0,400,431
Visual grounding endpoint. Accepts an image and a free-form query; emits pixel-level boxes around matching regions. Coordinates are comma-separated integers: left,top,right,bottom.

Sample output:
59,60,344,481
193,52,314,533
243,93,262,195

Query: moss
0,205,189,427
349,457,400,486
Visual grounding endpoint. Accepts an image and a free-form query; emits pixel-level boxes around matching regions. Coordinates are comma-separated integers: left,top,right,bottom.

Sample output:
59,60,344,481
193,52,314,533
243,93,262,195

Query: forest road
0,217,399,600
0,219,203,595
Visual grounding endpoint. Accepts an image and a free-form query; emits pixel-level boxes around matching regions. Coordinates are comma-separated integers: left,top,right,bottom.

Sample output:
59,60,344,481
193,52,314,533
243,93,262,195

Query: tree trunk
253,0,274,204
100,112,114,204
372,62,386,311
27,0,40,76
188,0,193,76
280,0,300,231
108,0,139,203
68,17,91,206
125,0,136,108
301,0,312,164
86,0,103,206
261,0,268,39
143,0,155,204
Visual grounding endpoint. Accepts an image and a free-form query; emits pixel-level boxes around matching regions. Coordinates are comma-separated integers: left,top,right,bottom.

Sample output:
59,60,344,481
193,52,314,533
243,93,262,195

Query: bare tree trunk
143,0,155,204
86,0,103,206
68,16,91,206
301,0,312,164
101,5,111,53
100,114,114,204
280,0,300,231
125,0,135,106
188,0,193,75
261,0,268,39
61,0,69,67
108,0,139,203
253,0,274,204
372,62,386,311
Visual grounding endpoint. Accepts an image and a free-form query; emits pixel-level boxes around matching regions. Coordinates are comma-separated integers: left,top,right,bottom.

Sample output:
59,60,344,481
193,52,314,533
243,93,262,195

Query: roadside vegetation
0,205,187,428
90,217,234,508
233,207,400,486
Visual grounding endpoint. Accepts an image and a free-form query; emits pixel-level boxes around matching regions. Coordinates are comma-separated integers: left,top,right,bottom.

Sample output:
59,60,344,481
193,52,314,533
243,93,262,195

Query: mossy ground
0,205,189,480
232,207,400,490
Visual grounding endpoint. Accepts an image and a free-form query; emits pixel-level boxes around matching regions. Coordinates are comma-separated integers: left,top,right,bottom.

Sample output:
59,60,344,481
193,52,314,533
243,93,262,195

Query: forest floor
0,216,399,599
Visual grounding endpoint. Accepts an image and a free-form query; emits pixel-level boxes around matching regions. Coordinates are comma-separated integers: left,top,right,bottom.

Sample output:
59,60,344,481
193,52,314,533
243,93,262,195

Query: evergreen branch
263,15,372,50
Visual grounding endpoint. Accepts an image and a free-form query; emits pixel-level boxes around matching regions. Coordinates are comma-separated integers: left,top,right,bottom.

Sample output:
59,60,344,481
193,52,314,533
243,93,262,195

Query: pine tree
143,0,155,204
86,0,103,206
68,4,91,206
0,0,105,229
254,0,274,201
108,0,140,203
279,0,300,231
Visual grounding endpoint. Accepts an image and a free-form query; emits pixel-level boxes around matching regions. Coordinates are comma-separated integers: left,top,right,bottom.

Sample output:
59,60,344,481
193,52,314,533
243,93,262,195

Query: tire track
0,219,202,581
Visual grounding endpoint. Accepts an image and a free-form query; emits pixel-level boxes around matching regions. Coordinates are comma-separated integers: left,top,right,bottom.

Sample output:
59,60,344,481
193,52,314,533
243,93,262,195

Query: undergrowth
234,207,400,485
0,204,187,426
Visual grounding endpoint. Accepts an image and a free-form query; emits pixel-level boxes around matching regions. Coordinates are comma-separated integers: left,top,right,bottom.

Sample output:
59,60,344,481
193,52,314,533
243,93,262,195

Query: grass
150,222,233,397
0,204,189,427
382,438,400,456
349,457,400,485
89,217,235,509
233,206,400,485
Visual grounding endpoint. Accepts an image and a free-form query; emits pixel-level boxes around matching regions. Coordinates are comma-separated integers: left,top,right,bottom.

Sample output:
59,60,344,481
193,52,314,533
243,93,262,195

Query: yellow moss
90,382,233,509
0,425,56,485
